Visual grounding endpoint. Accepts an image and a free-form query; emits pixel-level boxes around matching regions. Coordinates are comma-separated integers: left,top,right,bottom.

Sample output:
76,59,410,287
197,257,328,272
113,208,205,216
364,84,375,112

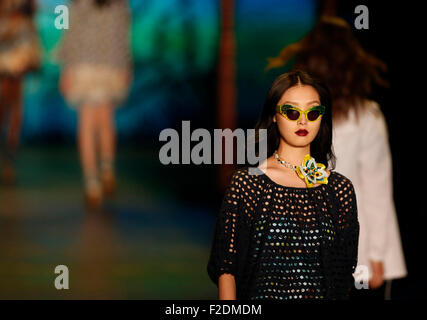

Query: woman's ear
273,115,277,123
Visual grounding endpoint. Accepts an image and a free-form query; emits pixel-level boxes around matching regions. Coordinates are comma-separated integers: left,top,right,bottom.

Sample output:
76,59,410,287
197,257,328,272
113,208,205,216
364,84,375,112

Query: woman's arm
218,274,236,300
330,173,360,298
207,170,244,299
359,102,394,287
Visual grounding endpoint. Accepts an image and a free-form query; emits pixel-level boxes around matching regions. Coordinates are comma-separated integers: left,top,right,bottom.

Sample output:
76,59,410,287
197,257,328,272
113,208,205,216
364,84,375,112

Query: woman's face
273,84,322,148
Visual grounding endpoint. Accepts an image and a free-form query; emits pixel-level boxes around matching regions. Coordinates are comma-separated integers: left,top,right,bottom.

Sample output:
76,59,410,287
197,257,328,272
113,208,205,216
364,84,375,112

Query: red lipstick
295,129,308,136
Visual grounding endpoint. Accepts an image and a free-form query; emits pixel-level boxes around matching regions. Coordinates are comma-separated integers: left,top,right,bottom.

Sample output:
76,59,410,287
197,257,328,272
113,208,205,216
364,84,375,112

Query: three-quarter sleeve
207,170,243,286
332,175,360,297
358,102,394,262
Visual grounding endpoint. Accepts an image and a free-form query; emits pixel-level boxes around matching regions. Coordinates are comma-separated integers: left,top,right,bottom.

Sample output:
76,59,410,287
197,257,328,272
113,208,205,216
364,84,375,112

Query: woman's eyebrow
282,100,320,106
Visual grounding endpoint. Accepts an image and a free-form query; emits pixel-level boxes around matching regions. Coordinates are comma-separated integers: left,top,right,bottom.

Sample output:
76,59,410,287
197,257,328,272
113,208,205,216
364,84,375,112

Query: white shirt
332,100,407,281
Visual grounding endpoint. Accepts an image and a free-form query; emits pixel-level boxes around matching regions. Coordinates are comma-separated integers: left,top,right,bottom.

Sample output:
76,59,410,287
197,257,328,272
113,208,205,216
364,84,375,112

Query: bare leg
97,102,116,195
98,103,115,168
0,79,9,180
0,77,22,184
0,79,9,141
0,79,8,132
78,104,102,207
7,78,22,156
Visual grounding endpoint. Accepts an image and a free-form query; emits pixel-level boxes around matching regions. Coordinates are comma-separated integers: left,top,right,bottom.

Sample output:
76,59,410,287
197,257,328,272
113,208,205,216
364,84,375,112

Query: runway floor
0,143,218,299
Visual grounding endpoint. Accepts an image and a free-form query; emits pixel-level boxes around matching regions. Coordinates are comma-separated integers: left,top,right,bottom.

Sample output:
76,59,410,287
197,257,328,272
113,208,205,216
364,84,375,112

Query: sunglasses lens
285,109,300,121
307,110,321,121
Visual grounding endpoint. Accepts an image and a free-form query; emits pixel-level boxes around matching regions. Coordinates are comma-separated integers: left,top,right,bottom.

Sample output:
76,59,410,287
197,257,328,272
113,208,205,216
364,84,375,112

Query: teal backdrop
21,0,316,142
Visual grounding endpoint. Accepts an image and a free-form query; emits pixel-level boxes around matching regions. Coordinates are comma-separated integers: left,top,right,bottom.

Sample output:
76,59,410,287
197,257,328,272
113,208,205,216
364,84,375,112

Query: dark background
336,1,424,298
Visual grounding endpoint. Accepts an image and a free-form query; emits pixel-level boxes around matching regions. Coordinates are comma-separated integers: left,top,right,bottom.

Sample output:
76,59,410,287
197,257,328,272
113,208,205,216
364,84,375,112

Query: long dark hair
265,16,388,121
248,70,335,169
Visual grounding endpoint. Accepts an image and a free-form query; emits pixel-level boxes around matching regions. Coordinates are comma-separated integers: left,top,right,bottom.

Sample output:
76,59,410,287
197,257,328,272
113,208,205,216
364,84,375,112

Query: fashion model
0,0,39,183
57,0,132,209
207,70,359,300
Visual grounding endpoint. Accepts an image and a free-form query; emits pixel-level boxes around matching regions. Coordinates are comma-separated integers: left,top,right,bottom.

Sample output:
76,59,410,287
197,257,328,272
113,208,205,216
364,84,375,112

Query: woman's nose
298,112,308,125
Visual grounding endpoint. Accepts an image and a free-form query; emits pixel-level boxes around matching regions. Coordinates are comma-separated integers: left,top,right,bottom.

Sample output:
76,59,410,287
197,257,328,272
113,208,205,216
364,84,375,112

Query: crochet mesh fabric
207,167,359,300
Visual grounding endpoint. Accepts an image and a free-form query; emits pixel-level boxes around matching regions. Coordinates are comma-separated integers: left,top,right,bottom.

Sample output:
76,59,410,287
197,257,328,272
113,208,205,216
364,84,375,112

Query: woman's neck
276,140,310,167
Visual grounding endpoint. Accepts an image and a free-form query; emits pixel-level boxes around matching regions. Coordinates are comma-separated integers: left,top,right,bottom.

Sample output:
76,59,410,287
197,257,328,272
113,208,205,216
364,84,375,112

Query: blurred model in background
0,0,40,184
57,0,132,209
265,16,407,299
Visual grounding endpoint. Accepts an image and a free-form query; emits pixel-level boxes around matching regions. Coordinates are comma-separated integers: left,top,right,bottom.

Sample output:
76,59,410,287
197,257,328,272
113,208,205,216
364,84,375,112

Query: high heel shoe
100,160,116,197
101,170,116,197
84,176,102,210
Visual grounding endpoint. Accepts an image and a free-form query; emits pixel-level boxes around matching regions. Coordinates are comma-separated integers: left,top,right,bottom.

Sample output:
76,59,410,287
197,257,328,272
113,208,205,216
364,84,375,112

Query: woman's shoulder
228,166,265,188
230,166,258,179
360,99,385,121
327,171,358,218
328,171,355,192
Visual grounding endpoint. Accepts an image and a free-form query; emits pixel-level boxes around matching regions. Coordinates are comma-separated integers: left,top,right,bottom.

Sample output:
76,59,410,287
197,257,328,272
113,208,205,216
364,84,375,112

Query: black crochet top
207,167,359,300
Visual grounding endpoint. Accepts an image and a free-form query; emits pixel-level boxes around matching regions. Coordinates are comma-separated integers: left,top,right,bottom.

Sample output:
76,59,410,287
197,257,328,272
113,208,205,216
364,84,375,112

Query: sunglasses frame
276,104,326,122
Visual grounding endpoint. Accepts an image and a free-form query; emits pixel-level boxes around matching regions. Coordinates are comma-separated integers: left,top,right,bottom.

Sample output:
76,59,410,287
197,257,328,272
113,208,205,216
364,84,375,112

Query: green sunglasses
276,104,326,122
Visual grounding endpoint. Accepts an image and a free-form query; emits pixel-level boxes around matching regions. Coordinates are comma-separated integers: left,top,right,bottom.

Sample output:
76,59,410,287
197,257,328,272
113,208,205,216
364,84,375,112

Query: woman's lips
295,129,308,136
